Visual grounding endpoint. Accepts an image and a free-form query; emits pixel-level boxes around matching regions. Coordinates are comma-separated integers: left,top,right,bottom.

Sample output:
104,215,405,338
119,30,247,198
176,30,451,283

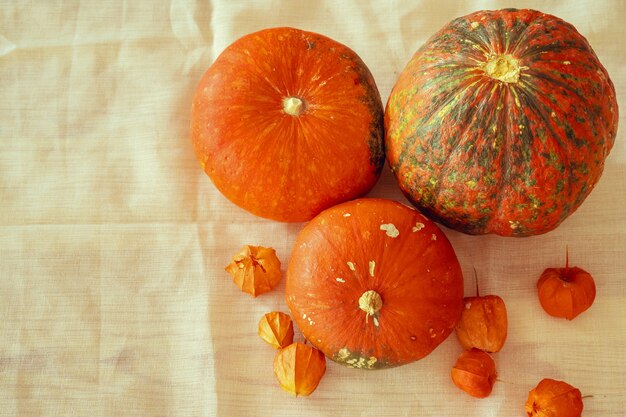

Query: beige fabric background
1,1,625,416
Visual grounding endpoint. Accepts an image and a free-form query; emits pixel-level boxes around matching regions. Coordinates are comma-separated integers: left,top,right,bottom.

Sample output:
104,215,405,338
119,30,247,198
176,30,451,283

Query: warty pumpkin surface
385,9,618,236
286,198,464,369
191,27,384,222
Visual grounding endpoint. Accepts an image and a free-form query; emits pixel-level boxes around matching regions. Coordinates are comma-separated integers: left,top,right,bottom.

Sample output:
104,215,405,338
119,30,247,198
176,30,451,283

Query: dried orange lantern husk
455,295,508,352
274,342,326,397
537,265,596,320
526,378,583,417
451,348,497,398
258,311,294,349
225,245,281,297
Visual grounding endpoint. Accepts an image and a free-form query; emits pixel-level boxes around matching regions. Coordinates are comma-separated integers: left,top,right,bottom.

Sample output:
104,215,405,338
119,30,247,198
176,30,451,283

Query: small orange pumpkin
191,27,384,222
537,253,596,320
526,378,583,417
286,198,464,369
451,348,497,398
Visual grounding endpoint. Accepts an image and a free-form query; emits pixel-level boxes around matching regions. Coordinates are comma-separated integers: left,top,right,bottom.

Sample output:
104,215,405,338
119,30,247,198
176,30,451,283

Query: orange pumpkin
191,27,385,222
286,198,464,369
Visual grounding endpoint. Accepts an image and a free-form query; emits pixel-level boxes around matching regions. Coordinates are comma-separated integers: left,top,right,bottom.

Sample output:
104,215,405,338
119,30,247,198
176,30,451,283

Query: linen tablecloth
1,1,625,416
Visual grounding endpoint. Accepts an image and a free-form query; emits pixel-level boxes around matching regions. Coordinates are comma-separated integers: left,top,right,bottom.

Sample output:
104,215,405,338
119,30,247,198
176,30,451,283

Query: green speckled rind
385,9,618,236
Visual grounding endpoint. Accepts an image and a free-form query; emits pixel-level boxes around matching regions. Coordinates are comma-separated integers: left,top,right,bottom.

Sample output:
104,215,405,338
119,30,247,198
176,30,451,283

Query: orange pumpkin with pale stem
286,198,464,369
191,27,385,222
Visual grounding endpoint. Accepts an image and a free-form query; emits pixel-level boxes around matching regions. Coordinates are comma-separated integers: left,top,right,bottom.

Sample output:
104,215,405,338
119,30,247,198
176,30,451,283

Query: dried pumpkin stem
282,96,305,116
359,290,383,321
482,54,522,83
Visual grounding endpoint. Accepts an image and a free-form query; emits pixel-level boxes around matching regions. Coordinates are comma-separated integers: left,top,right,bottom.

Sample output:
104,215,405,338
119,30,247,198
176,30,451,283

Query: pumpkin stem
358,290,383,320
282,96,305,116
482,54,522,84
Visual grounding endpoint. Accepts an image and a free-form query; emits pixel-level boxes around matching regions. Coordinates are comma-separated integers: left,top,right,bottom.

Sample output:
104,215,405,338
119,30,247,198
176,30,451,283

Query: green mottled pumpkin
385,9,618,236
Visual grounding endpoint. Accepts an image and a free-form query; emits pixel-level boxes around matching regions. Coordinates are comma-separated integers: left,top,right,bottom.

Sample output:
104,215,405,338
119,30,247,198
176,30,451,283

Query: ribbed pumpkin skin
386,9,618,236
286,198,464,369
192,27,384,222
